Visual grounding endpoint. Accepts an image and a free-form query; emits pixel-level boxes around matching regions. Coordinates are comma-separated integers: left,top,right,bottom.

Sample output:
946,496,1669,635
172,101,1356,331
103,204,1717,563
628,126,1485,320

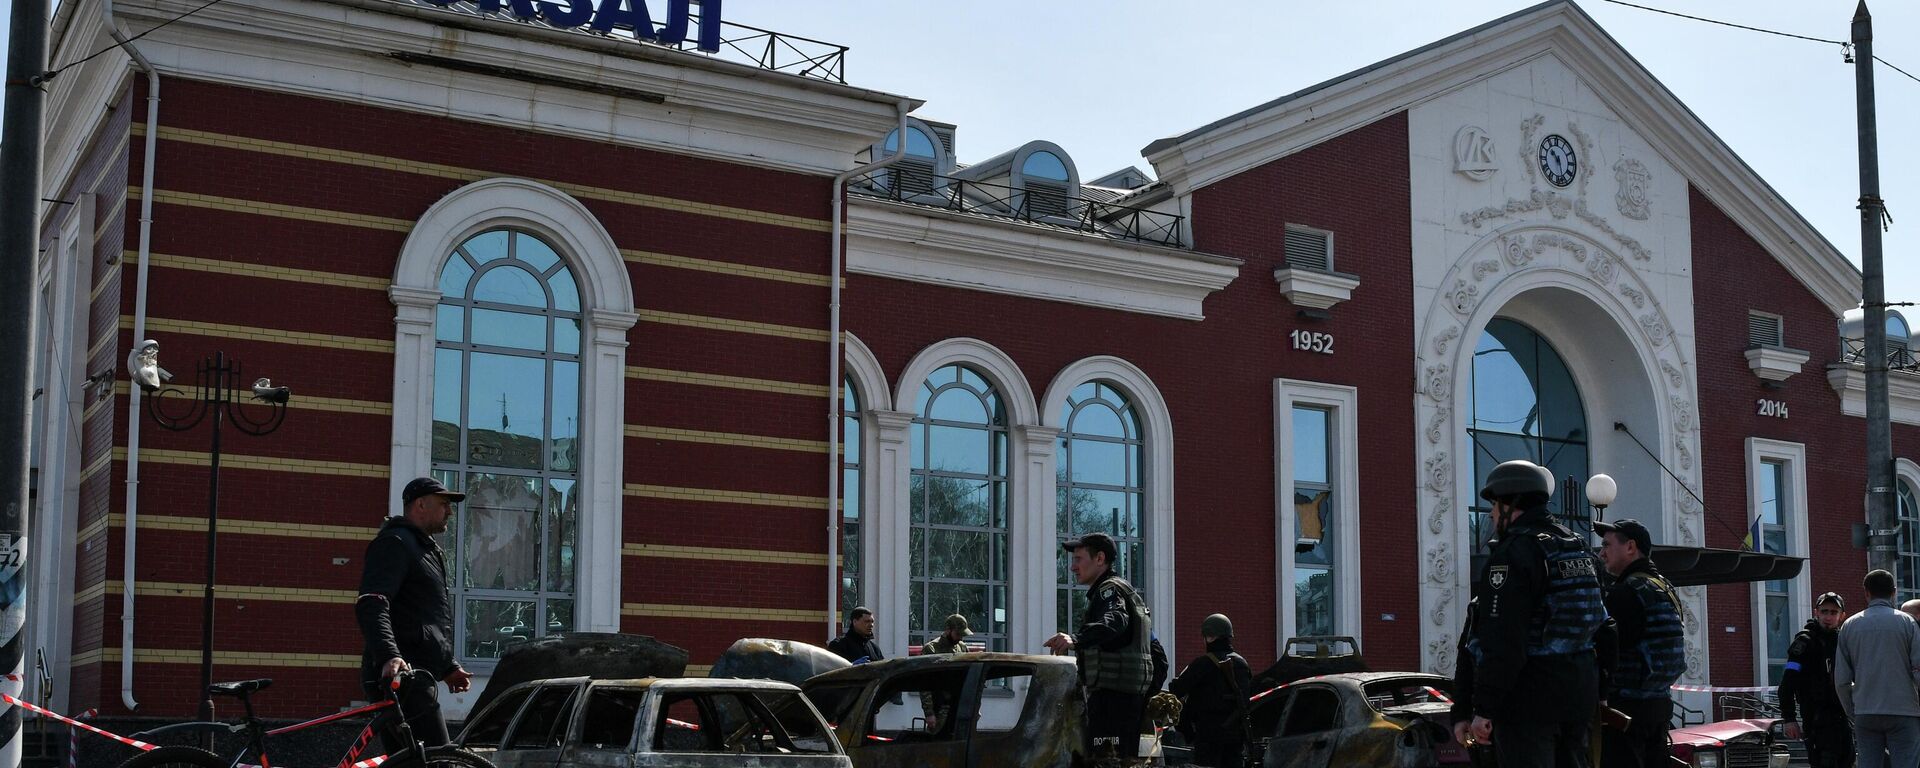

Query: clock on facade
1539,134,1577,187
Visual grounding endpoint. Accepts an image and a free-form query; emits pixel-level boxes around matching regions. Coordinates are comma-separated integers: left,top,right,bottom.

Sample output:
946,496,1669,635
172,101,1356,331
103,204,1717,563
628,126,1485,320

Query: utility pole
1855,1,1898,574
0,0,48,757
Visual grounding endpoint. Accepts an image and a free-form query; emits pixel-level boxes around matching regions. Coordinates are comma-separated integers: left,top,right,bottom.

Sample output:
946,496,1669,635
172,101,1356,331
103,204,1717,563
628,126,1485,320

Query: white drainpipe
826,101,909,641
102,0,159,710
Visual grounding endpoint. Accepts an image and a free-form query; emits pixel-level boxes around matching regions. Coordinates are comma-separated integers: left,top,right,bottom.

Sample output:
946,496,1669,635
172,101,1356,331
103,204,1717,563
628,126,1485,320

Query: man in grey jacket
1836,569,1920,768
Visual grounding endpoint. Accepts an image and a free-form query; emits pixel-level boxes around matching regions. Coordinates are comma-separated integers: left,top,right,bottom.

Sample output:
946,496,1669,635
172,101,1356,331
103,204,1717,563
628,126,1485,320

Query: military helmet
1478,459,1554,504
1201,613,1233,639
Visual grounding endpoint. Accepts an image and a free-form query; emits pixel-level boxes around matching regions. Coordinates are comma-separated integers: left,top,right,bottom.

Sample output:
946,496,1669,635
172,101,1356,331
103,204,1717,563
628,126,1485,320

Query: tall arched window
1469,318,1588,551
910,365,1009,651
1054,382,1143,634
1901,478,1920,603
432,228,582,661
841,378,863,617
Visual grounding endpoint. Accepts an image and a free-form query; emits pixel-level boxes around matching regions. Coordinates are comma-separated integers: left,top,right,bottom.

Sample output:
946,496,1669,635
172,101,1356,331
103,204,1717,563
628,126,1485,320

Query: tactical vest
1614,570,1688,700
1524,529,1608,657
1080,577,1154,695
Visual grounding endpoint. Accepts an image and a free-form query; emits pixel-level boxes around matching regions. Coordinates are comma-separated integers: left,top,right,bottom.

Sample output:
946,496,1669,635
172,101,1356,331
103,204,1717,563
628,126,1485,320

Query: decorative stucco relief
1615,157,1653,221
1455,125,1498,181
1619,283,1646,309
1567,121,1597,198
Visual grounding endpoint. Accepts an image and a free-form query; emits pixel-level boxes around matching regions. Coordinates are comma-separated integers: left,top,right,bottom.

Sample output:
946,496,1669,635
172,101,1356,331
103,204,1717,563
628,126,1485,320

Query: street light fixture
1586,473,1617,522
136,343,290,727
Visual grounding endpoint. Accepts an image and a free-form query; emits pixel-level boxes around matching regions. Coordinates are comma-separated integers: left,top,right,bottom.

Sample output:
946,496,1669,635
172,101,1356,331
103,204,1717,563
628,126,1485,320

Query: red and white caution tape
1672,684,1777,693
0,694,154,751
69,709,97,768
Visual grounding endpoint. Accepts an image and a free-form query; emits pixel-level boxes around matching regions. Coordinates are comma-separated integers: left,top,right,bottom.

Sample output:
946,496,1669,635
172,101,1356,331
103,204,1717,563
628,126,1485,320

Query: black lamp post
142,349,290,726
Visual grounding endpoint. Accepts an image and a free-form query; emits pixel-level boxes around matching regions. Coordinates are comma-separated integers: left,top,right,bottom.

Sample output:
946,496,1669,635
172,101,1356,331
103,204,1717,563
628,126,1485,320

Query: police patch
1489,565,1509,589
1556,556,1597,580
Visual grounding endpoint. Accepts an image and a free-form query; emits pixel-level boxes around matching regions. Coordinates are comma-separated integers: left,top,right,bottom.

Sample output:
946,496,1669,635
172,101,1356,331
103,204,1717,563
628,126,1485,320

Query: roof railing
849,170,1186,248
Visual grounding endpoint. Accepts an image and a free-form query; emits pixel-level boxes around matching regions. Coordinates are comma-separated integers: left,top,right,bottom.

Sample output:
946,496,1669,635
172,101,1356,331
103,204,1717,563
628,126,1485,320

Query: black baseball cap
1062,532,1118,563
1593,518,1653,554
1816,592,1846,609
402,476,466,506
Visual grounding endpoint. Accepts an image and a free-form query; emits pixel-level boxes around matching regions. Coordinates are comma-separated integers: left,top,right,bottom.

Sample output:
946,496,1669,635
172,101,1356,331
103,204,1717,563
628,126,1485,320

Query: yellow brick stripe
108,381,392,416
77,515,110,545
624,542,832,567
623,603,829,624
93,194,125,243
622,249,835,288
108,579,355,604
78,451,114,484
111,512,376,541
639,310,829,343
90,265,119,302
117,446,389,478
119,315,395,354
624,484,827,510
685,664,713,676
142,251,390,291
129,187,415,232
626,367,830,398
74,582,106,607
625,425,829,454
82,647,358,669
136,125,831,233
83,394,113,426
87,324,115,361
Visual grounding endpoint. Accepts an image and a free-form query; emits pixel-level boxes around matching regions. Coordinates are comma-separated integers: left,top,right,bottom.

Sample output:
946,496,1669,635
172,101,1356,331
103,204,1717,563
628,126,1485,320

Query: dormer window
882,127,940,198
1007,142,1080,222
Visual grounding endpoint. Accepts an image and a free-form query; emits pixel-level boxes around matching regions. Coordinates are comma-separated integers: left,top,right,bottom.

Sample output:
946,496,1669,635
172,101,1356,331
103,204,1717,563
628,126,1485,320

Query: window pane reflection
464,473,542,591
911,365,1008,651
1468,319,1589,551
1056,380,1145,635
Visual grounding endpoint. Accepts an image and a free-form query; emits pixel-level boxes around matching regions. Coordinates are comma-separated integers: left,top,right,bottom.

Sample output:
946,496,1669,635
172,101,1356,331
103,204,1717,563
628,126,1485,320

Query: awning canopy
1648,545,1805,587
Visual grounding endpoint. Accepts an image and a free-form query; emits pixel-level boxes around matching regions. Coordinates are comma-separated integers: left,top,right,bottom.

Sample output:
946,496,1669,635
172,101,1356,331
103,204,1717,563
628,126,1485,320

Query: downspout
105,0,159,711
826,101,909,643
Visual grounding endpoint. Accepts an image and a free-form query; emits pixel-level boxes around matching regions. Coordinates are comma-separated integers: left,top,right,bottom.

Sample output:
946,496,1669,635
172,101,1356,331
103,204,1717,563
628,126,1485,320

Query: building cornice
1827,364,1920,426
1145,3,1859,316
845,200,1241,320
77,0,914,176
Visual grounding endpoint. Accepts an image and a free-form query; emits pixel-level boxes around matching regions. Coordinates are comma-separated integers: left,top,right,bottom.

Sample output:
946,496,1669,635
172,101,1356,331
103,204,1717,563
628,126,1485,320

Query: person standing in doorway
1045,532,1154,764
1464,460,1608,768
1781,592,1854,768
1592,519,1686,768
355,477,474,754
1168,613,1252,768
1836,569,1920,768
828,606,885,664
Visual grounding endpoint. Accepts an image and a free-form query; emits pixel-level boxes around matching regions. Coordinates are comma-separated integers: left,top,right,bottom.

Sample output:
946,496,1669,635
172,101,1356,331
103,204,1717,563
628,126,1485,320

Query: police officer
1780,592,1854,768
1466,460,1608,768
1169,613,1252,767
1593,519,1686,768
1045,532,1154,762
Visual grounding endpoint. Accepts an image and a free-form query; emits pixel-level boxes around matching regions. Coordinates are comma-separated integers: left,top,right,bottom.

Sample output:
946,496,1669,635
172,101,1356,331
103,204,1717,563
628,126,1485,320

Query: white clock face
1539,134,1577,187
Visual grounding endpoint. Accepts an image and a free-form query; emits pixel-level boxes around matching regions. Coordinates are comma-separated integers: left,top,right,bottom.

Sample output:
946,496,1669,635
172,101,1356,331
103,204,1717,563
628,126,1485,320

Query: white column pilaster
582,308,636,632
868,409,914,658
1015,424,1060,653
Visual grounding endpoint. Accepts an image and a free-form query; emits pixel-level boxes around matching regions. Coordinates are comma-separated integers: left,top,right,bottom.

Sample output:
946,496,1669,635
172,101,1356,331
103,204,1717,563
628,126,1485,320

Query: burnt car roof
1289,672,1449,686
487,676,804,692
801,652,1075,685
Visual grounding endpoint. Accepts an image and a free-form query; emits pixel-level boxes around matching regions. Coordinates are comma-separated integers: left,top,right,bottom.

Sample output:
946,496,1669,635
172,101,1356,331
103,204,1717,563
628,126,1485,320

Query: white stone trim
842,333,893,413
1896,458,1920,590
388,178,636,715
867,409,914,658
39,12,129,221
840,333,890,617
1745,346,1810,382
91,0,912,176
1745,437,1810,686
846,200,1241,321
1272,379,1361,659
1145,5,1859,315
1272,268,1361,311
1040,356,1178,665
1827,366,1920,426
30,194,94,713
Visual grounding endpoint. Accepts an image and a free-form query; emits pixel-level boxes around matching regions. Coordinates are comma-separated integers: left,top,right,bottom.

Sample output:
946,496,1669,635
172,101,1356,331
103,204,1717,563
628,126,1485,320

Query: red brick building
28,0,1905,729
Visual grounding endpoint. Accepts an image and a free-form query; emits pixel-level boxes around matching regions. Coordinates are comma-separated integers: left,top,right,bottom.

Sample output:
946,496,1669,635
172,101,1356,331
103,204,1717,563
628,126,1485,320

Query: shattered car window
870,668,970,741
974,666,1034,732
460,687,531,749
803,683,866,730
710,693,788,754
656,694,716,752
754,690,838,754
1281,687,1342,736
1363,678,1454,710
577,686,646,750
505,685,578,750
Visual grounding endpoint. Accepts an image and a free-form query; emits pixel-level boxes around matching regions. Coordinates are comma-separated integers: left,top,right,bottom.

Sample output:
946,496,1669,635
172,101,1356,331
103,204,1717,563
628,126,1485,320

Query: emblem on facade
1454,125,1499,181
1614,157,1653,220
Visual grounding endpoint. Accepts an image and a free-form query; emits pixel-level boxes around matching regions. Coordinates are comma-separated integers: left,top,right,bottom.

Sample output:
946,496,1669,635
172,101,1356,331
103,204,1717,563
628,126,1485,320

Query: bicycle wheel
387,745,496,768
115,745,226,768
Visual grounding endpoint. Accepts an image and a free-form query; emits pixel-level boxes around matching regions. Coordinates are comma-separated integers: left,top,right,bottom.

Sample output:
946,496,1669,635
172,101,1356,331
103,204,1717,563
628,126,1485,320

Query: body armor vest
1081,577,1154,695
1615,570,1687,699
1526,529,1608,657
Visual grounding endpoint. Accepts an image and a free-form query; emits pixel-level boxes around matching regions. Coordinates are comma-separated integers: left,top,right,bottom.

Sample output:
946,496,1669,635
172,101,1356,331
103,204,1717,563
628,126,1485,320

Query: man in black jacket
355,477,474,752
828,607,885,664
1169,613,1252,767
1466,460,1607,768
1045,532,1154,761
1780,592,1854,768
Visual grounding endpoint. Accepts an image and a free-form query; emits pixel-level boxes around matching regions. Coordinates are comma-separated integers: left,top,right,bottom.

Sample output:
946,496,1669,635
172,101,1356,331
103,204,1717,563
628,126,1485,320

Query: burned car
456,676,850,767
801,652,1163,768
1244,672,1466,768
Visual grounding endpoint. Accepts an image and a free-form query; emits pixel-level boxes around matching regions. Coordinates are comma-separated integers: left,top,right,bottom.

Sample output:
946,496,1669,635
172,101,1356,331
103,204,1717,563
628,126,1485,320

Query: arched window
1019,151,1071,218
910,364,1009,651
1020,151,1069,181
1901,478,1920,603
1054,382,1144,634
841,378,863,617
881,125,942,199
432,228,583,661
1468,318,1588,551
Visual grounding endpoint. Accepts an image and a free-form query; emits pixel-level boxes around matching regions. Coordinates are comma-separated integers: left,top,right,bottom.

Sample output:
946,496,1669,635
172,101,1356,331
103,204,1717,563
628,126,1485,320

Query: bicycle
112,671,494,768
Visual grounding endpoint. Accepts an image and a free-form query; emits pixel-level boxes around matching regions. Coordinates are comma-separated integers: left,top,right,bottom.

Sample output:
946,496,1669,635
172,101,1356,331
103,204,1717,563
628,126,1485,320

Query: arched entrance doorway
1468,318,1590,551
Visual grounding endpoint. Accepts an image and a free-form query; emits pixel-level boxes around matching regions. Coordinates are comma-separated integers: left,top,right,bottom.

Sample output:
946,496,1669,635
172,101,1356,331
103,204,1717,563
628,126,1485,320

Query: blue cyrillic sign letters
425,0,721,52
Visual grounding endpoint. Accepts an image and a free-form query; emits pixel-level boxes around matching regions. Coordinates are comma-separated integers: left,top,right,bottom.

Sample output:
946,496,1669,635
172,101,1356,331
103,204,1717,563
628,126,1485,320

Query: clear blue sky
7,0,1918,315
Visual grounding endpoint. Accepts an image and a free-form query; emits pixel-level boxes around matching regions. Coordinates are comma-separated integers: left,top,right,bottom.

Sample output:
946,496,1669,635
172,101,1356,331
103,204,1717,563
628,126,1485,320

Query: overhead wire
1602,0,1920,86
33,0,229,86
